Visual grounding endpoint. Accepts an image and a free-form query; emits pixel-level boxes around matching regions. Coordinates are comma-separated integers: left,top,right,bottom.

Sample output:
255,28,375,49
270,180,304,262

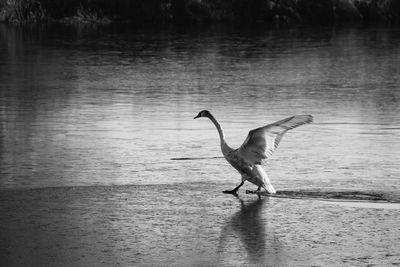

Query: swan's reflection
218,197,286,266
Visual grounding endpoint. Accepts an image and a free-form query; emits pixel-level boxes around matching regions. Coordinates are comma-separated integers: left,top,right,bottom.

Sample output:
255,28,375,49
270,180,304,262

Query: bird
194,110,313,195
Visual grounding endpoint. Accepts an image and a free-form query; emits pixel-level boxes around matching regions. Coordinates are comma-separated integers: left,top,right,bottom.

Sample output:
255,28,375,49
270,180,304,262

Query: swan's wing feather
238,115,313,164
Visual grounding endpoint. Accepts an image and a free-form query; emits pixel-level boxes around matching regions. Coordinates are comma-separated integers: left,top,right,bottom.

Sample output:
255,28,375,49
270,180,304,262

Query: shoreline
0,0,400,25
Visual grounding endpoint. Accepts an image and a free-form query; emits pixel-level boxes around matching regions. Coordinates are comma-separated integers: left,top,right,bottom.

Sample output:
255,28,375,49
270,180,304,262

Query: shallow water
1,23,400,266
1,184,399,266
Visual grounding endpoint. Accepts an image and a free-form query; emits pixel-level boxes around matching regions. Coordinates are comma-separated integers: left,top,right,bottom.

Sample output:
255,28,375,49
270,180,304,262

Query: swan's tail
263,180,276,194
254,165,276,194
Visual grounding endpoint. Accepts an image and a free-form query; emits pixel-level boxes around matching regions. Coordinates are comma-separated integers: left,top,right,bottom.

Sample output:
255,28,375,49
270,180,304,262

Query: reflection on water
218,197,286,266
1,183,398,266
1,24,400,191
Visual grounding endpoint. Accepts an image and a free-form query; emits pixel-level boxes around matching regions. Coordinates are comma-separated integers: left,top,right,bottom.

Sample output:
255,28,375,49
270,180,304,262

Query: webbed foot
223,181,244,195
223,189,238,195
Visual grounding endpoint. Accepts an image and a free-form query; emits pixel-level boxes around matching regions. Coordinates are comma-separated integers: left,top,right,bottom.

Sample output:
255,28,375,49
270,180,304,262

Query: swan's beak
194,114,201,119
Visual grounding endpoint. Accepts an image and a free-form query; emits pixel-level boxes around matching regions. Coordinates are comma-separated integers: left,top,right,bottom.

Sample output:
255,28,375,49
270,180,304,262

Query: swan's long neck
207,114,234,163
207,114,234,157
207,114,225,143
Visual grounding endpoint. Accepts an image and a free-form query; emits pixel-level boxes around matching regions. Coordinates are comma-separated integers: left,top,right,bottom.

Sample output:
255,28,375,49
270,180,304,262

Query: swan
194,110,313,195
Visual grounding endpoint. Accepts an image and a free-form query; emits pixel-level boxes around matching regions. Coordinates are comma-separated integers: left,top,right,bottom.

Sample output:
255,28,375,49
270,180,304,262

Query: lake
0,23,400,266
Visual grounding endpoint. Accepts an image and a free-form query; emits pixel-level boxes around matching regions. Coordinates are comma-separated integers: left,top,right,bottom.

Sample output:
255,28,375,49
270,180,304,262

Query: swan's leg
246,186,261,194
223,181,244,195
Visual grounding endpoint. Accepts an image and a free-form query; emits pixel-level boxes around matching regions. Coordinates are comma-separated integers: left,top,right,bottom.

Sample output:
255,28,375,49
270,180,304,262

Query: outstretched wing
238,115,313,165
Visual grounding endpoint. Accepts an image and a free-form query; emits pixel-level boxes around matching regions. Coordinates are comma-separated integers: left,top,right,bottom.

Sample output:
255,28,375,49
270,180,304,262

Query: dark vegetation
0,0,399,24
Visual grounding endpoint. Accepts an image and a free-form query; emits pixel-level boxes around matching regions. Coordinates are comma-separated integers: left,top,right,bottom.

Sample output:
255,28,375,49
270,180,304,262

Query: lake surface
1,23,400,266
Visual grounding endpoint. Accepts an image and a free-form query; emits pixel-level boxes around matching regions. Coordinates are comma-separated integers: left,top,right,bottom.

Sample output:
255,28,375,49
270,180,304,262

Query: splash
170,156,224,160
247,189,400,203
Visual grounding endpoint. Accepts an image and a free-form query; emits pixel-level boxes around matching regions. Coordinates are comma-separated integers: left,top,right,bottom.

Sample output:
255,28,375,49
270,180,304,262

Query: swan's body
194,110,313,194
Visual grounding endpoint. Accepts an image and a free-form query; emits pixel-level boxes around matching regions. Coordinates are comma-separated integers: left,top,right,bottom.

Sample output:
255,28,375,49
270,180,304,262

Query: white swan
194,110,313,194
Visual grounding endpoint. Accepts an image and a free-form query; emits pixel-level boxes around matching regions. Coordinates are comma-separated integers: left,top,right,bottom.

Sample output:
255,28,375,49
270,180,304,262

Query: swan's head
194,110,211,119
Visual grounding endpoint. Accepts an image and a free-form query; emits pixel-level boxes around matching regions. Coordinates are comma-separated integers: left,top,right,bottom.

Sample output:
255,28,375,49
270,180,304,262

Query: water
1,24,400,190
1,23,400,266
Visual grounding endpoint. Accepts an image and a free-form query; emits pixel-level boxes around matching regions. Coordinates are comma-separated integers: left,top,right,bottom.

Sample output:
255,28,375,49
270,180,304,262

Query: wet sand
1,183,399,266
